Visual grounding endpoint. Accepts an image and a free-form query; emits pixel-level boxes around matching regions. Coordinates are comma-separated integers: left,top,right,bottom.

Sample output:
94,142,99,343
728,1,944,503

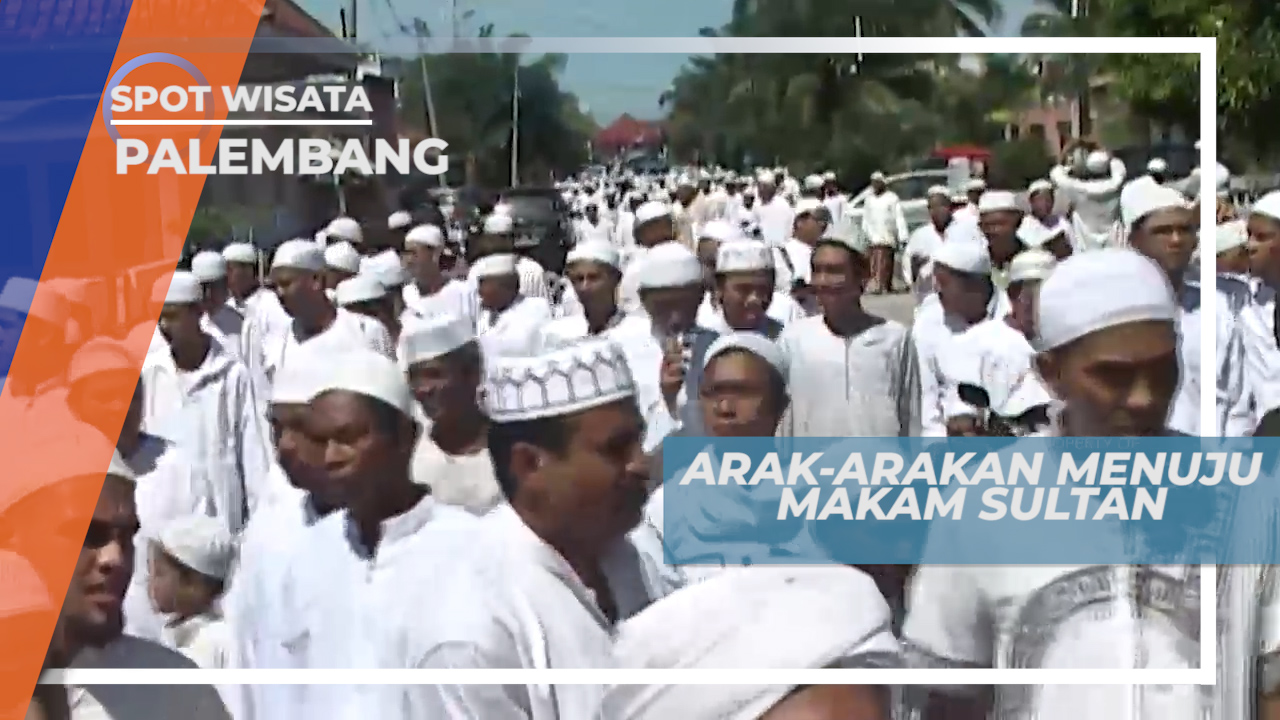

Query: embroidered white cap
190,251,225,283
637,243,703,289
323,242,361,274
566,241,621,270
273,239,325,273
716,240,774,274
482,337,636,423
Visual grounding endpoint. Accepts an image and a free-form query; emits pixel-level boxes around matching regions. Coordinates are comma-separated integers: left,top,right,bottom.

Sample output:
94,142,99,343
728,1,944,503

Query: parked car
845,169,953,236
495,187,573,275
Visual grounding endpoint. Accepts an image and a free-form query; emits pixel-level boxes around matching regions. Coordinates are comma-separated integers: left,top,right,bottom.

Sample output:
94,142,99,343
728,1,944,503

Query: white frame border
52,36,1217,688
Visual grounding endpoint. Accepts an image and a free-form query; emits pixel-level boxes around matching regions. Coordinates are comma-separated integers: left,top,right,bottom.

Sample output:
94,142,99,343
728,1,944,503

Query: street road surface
863,290,916,326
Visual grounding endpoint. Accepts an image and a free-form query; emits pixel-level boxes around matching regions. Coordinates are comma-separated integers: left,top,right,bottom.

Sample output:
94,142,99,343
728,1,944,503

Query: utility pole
406,19,445,187
452,0,460,38
510,64,520,186
349,0,358,42
1071,0,1092,138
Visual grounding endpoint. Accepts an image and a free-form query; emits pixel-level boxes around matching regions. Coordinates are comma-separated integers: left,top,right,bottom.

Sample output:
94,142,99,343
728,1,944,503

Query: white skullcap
926,185,951,198
221,243,256,264
482,337,635,422
1147,158,1168,174
154,271,201,305
1008,249,1057,284
387,210,413,230
271,356,327,404
703,332,787,376
822,171,836,181
1085,150,1111,173
312,349,416,419
610,567,895,720
1121,184,1189,232
401,313,476,365
326,216,363,244
335,274,386,306
755,170,775,185
977,190,1019,213
932,237,991,276
156,515,234,580
1028,179,1053,194
0,278,66,326
870,170,886,182
635,201,671,225
637,243,703,289
566,241,621,270
365,249,408,288
273,239,325,272
794,197,824,216
314,229,329,247
1217,219,1247,255
1034,248,1176,352
698,219,739,243
405,224,445,248
470,253,518,280
716,240,774,274
1253,191,1280,222
803,174,824,190
322,241,361,274
189,251,225,283
483,213,514,235
964,178,987,192
0,550,51,618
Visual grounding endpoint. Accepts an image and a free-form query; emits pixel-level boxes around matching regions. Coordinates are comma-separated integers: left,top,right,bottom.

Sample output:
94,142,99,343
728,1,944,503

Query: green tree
396,21,593,186
1093,0,1280,152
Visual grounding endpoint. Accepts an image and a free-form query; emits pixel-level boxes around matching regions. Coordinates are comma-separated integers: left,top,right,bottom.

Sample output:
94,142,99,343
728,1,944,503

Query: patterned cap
482,338,636,422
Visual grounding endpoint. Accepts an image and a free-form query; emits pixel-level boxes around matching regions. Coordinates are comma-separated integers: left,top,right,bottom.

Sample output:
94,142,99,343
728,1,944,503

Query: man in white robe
902,186,953,310
285,351,485,718
778,235,920,437
221,355,341,720
611,566,900,720
140,272,273,530
1020,179,1075,257
750,172,795,251
573,202,614,246
61,337,219,643
401,315,501,514
475,210,551,302
536,241,625,350
912,226,1012,437
412,338,662,719
400,224,477,329
860,171,910,294
1049,145,1127,251
472,254,554,358
188,251,244,353
617,201,679,317
247,239,393,410
902,248,1209,720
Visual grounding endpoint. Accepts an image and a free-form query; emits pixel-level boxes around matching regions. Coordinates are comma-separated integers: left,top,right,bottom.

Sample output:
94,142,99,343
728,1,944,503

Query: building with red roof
594,114,665,156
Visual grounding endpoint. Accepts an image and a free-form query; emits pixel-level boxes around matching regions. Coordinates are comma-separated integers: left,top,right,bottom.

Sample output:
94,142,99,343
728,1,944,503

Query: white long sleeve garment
284,494,486,720
251,308,394,412
1050,159,1127,251
751,197,795,249
911,292,1012,437
140,336,275,527
860,191,910,247
777,314,921,437
407,504,664,720
121,434,221,643
221,483,327,720
477,295,555,358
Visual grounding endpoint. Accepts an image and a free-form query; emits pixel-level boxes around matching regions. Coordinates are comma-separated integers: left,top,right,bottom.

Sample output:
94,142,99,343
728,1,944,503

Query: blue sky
299,0,1038,121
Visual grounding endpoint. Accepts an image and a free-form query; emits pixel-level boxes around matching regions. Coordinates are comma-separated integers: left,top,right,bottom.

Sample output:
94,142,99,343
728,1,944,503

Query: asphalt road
863,290,917,326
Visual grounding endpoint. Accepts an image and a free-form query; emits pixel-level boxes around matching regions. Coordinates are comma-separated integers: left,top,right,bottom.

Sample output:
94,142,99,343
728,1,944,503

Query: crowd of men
11,135,1280,720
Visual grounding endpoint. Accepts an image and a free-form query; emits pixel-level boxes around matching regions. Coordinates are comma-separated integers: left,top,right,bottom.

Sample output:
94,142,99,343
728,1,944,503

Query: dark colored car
495,187,572,275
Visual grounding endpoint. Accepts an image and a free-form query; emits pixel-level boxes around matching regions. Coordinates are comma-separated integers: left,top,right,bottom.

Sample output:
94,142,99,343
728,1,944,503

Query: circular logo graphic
102,53,214,144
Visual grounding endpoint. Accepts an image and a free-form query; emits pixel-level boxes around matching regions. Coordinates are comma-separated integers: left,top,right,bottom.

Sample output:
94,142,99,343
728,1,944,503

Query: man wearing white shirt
412,339,661,720
573,202,613,246
902,186,953,308
750,172,795,250
860,171,910,295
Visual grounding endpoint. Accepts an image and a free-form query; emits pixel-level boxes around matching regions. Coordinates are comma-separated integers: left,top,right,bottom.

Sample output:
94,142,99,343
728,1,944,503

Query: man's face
699,351,782,437
639,285,702,334
1129,207,1197,279
155,303,201,347
520,400,648,544
1247,214,1280,285
1036,321,1179,436
718,272,773,330
477,275,519,311
272,268,321,317
307,391,414,512
62,475,137,649
565,261,618,309
407,350,478,423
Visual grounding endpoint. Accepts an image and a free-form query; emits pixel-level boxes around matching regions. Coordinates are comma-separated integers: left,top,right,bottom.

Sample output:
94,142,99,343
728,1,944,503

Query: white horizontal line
109,119,373,126
45,667,1214,686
